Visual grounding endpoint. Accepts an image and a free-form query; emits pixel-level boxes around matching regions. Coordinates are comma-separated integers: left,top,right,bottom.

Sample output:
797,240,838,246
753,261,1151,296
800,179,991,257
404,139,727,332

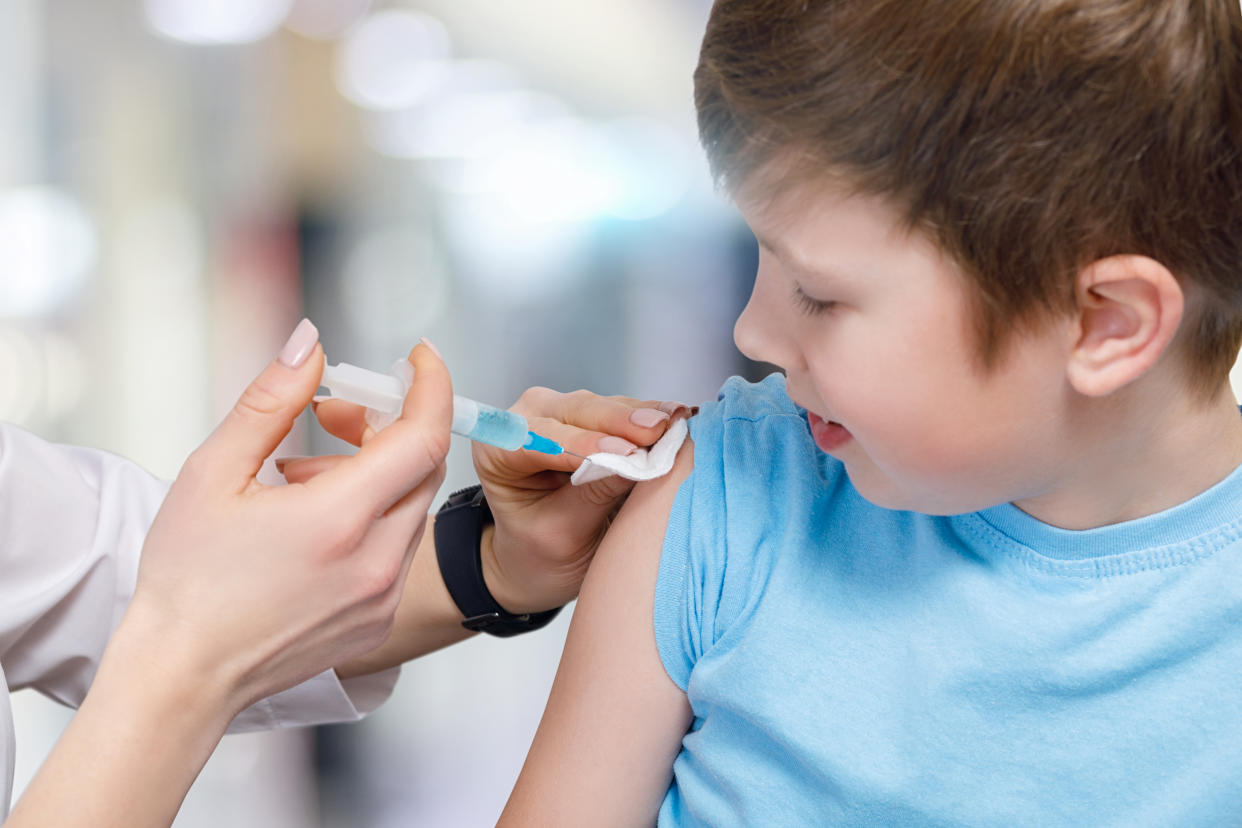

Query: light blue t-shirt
654,374,1242,827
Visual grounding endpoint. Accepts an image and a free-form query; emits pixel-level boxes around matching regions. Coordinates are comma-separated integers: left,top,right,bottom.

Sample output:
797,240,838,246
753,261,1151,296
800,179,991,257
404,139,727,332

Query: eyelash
792,284,837,316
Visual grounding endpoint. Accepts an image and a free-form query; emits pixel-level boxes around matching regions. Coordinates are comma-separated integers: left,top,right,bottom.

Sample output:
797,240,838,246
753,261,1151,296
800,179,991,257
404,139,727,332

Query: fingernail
311,395,331,405
630,408,671,428
273,455,308,471
278,319,319,368
597,436,638,456
420,337,443,360
658,400,693,416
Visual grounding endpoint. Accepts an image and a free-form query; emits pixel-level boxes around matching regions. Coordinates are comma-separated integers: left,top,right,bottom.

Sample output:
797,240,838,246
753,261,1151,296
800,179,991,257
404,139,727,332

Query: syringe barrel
451,395,529,451
321,362,405,414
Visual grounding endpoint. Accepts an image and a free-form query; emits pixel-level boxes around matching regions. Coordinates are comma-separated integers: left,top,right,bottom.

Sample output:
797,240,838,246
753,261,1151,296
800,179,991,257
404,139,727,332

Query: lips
807,411,853,452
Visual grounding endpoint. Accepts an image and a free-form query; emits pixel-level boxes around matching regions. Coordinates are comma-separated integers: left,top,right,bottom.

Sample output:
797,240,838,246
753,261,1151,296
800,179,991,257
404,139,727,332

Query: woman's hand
8,320,453,828
126,321,452,715
472,388,693,614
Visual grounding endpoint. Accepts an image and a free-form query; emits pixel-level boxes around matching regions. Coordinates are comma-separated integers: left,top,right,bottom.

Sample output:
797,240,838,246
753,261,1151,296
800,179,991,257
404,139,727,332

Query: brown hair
696,0,1242,394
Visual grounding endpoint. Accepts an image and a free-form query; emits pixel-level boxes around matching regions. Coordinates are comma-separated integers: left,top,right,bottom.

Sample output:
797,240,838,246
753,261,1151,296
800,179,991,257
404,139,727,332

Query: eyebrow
753,232,840,280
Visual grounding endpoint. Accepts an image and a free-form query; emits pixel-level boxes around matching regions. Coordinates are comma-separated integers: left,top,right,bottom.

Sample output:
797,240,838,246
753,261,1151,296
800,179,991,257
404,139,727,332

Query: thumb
193,318,324,492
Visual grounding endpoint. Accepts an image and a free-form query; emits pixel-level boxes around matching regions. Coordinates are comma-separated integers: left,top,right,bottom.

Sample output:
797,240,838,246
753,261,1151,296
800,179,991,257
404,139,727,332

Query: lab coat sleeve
0,422,399,730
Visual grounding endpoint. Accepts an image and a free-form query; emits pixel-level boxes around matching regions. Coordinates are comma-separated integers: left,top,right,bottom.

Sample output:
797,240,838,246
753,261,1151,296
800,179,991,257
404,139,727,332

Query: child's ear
1066,255,1184,397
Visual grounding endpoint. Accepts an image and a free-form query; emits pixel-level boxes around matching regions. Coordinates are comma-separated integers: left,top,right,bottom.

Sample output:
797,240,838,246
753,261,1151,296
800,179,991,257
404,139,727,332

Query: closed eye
792,283,837,316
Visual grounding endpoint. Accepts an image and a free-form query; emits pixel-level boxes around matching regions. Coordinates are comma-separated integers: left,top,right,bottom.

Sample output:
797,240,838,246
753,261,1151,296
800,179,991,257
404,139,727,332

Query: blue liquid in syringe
453,395,563,455
319,360,564,455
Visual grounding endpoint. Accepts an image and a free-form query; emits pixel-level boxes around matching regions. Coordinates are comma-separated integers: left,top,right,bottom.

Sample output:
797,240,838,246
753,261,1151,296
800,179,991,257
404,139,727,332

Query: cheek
840,356,1063,505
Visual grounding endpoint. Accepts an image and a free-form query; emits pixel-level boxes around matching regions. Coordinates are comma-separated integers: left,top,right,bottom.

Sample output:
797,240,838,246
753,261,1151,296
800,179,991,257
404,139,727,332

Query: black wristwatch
433,485,562,637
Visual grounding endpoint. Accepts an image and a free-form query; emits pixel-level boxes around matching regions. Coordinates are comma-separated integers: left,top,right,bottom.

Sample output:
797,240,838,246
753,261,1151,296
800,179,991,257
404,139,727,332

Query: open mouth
807,412,853,452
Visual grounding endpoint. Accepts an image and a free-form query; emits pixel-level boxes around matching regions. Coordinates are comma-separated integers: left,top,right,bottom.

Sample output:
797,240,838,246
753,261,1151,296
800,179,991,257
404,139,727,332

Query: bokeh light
144,0,293,45
0,187,96,318
334,9,452,111
597,117,694,221
365,60,565,161
284,0,372,40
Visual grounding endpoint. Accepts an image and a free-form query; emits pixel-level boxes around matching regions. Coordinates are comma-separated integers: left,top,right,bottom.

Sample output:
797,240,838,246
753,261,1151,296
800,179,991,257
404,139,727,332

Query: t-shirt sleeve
653,375,797,691
652,457,711,692
0,422,397,728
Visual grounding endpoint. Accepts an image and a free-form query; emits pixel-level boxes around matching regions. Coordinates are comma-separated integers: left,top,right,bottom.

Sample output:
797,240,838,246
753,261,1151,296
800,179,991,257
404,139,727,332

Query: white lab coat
0,422,399,818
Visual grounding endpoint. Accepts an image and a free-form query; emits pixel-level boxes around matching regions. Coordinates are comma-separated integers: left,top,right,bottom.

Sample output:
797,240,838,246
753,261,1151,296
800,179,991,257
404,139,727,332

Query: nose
733,260,797,371
732,290,767,363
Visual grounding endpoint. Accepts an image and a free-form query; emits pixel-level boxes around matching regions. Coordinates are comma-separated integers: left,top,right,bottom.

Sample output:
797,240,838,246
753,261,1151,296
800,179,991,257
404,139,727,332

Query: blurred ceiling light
434,116,691,225
597,118,693,221
0,187,96,318
370,89,567,161
440,197,587,301
475,117,618,224
365,59,538,159
144,0,293,45
335,9,452,111
285,0,372,40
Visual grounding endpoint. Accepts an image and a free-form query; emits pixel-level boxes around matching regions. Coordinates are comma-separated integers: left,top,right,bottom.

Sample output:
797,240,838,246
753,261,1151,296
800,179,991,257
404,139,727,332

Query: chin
843,468,981,516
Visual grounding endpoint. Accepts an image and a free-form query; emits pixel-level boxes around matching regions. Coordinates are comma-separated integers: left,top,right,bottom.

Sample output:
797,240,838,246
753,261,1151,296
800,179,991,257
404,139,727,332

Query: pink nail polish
631,408,671,428
420,337,443,360
658,400,694,416
278,319,319,368
598,436,639,456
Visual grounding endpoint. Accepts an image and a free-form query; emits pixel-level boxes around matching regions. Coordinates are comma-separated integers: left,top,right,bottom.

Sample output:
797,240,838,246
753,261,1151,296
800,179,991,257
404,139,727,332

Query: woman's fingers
513,388,674,448
309,342,453,516
477,389,694,479
276,454,348,485
312,398,371,447
190,319,325,494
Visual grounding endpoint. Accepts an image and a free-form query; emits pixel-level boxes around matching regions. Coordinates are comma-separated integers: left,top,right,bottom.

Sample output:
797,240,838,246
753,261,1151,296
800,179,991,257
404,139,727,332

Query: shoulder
654,375,853,688
708,373,804,424
690,373,846,515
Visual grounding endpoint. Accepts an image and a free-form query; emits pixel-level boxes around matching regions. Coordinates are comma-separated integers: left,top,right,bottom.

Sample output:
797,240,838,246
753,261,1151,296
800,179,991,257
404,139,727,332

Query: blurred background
1,0,760,826
6,2,1242,827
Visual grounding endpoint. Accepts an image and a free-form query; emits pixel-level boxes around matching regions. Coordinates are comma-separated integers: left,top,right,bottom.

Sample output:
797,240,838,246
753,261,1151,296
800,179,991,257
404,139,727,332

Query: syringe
319,361,573,456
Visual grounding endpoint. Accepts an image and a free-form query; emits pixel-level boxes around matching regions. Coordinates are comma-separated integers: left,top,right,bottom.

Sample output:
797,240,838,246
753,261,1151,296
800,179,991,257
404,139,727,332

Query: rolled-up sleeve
0,422,399,729
228,667,400,732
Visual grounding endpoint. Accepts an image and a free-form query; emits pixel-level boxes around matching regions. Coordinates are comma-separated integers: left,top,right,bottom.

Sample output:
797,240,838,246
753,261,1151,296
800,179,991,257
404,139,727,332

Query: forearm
7,607,236,828
334,515,477,678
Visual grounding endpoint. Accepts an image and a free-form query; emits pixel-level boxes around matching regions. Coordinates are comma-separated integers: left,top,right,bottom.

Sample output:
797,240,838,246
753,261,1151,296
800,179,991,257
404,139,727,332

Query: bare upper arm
499,438,696,827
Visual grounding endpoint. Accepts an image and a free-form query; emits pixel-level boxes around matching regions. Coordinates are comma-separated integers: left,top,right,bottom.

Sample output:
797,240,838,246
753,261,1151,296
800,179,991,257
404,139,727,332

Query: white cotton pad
570,417,690,486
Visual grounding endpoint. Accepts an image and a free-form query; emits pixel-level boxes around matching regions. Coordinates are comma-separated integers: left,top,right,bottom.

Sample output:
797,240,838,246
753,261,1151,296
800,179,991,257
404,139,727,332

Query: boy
500,0,1242,824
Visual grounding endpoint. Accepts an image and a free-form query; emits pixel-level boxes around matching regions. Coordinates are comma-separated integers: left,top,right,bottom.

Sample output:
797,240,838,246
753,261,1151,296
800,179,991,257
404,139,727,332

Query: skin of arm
333,515,473,677
7,605,238,826
329,518,569,677
499,439,697,827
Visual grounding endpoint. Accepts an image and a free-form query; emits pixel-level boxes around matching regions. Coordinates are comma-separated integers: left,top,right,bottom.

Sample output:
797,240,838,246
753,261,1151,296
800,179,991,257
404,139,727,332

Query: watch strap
434,485,562,637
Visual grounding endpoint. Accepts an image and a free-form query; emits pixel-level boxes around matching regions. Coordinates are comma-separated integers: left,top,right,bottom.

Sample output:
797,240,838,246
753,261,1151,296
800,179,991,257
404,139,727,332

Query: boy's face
733,179,1076,515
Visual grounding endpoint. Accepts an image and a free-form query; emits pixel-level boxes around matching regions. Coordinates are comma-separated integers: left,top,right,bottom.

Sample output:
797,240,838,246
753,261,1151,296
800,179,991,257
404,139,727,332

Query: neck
1013,377,1242,531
